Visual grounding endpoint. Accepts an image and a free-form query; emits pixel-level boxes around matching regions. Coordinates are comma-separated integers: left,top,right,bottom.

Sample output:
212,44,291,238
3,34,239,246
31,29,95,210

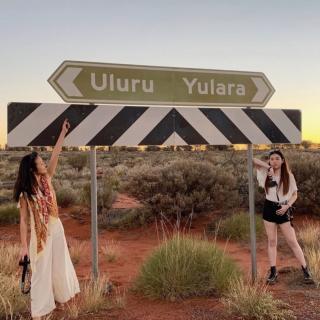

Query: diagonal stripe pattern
7,103,302,147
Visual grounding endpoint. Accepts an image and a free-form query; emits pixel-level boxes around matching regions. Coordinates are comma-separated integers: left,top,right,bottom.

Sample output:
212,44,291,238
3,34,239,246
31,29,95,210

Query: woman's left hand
62,119,70,135
276,204,290,215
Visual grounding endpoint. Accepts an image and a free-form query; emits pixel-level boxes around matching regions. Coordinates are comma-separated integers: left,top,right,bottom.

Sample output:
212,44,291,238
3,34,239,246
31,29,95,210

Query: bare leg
279,222,307,267
263,220,278,266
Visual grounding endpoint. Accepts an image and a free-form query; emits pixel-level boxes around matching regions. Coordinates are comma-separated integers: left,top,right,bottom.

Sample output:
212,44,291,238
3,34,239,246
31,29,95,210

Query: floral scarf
25,175,59,254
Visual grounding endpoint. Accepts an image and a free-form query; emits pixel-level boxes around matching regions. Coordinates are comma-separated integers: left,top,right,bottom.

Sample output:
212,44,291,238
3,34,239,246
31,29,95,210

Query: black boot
302,265,313,284
266,266,278,285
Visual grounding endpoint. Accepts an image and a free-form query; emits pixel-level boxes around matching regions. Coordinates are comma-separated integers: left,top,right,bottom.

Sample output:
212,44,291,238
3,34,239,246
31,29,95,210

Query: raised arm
253,157,271,170
47,119,70,178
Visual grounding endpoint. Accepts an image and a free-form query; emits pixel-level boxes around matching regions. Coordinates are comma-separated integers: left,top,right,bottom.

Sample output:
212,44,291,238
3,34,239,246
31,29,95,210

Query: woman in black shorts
253,150,312,284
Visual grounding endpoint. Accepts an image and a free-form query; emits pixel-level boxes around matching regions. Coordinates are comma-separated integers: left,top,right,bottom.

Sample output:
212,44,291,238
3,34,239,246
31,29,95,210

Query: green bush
67,153,88,171
80,182,91,207
98,179,117,211
134,234,241,300
0,188,14,206
207,211,264,241
288,152,320,215
0,204,20,225
125,160,239,218
56,187,78,207
98,206,153,229
81,176,118,210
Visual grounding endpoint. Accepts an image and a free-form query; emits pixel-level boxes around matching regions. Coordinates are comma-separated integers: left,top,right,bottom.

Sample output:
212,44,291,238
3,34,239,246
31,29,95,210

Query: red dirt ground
1,194,320,320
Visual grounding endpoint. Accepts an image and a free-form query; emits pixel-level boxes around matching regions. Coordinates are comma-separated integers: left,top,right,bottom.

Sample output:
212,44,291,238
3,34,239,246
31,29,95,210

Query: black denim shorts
263,199,292,225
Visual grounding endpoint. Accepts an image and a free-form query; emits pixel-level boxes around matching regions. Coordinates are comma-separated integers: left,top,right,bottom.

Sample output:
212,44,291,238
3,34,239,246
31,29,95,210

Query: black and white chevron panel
7,102,301,147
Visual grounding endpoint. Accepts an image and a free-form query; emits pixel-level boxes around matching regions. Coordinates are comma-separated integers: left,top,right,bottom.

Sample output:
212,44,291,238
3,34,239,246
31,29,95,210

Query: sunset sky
1,1,319,147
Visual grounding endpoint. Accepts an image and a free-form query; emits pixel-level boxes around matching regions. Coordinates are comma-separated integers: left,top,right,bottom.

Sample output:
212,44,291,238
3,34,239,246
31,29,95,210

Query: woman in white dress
14,119,80,319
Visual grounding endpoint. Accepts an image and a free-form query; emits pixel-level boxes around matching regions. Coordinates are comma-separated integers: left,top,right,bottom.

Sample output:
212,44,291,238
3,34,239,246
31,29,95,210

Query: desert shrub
123,156,146,169
99,182,114,210
223,278,295,320
207,211,264,241
145,145,161,152
234,165,266,210
2,169,18,181
67,153,88,171
134,234,241,300
162,146,175,152
98,206,153,230
60,167,82,180
123,146,139,152
109,148,123,167
0,188,13,205
0,204,20,225
98,179,117,211
288,153,320,215
113,164,128,178
125,160,239,218
81,176,118,210
80,182,91,207
56,187,78,207
176,145,193,151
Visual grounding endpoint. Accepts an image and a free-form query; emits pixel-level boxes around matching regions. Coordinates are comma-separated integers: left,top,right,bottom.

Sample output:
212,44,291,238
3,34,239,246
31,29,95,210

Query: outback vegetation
0,147,319,319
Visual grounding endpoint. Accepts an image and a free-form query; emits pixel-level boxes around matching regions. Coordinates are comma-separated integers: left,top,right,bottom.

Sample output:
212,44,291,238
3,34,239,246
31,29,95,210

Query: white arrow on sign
56,67,83,97
251,77,270,103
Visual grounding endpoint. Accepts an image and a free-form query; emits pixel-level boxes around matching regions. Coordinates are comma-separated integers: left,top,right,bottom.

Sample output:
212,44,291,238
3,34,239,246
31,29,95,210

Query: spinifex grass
134,233,241,300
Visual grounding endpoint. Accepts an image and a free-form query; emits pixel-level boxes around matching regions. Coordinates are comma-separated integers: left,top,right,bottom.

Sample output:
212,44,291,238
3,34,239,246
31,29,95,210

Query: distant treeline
0,140,318,152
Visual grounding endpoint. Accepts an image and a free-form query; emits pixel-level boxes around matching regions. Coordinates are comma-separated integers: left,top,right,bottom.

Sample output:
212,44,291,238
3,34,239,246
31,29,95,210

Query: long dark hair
13,152,39,202
265,150,290,195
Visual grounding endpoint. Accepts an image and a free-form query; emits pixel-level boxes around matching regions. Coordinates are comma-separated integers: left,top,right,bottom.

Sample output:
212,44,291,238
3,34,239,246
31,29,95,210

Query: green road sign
48,61,275,107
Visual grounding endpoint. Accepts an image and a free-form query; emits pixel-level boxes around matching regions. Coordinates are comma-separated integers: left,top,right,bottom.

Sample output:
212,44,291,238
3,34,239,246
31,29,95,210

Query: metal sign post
90,145,98,279
247,143,257,282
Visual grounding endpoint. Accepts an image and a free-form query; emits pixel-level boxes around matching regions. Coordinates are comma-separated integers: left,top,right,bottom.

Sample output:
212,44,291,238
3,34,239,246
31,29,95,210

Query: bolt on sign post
8,99,302,281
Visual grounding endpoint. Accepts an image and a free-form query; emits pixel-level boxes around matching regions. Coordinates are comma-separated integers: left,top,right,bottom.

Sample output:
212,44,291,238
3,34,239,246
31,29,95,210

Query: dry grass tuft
223,278,296,320
68,239,88,265
100,240,120,262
